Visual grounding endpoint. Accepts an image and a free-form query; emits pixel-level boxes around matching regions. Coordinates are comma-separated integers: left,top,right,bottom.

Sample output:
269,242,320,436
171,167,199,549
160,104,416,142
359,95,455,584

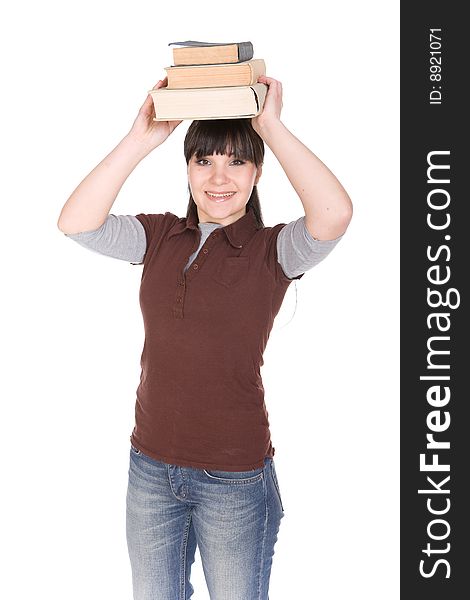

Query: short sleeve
263,223,305,283
276,216,344,279
64,214,147,264
133,211,180,265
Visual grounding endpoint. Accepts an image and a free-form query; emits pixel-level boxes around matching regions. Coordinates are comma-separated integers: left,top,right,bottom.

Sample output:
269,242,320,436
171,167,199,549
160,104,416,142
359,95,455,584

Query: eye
194,158,246,166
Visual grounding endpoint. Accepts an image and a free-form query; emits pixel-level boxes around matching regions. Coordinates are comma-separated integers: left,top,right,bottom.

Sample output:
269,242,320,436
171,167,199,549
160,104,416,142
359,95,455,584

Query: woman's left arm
252,75,353,241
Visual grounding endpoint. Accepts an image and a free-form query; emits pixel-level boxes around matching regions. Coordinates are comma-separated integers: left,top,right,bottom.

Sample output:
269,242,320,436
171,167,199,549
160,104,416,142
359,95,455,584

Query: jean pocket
203,465,264,483
270,461,285,512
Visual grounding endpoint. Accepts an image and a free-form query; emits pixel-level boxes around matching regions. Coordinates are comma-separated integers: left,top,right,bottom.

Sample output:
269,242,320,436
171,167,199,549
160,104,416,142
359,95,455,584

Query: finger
140,79,165,110
151,79,166,90
258,75,278,84
138,93,154,113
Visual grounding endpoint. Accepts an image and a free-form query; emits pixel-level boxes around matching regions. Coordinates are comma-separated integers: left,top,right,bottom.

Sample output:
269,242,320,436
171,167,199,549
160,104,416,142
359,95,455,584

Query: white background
1,1,399,598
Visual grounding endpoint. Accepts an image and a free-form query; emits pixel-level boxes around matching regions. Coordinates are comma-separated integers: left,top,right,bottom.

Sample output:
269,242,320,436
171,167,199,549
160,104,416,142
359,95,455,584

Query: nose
209,165,231,185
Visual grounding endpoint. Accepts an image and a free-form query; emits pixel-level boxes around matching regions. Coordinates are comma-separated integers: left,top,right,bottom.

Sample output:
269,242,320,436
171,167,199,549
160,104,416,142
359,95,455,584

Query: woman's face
187,152,262,226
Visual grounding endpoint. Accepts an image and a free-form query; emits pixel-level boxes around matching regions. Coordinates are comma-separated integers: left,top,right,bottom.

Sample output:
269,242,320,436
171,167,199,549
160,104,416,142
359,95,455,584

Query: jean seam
257,468,268,600
179,509,193,600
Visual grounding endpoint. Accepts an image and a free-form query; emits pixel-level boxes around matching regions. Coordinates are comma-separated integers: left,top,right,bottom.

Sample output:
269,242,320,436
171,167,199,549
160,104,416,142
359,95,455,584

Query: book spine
238,42,254,62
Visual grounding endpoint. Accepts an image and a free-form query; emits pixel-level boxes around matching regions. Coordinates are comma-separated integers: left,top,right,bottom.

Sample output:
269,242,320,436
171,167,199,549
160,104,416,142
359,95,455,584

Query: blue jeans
126,444,285,600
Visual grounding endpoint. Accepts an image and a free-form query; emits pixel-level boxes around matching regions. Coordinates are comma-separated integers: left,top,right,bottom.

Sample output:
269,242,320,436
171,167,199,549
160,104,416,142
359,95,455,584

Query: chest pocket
211,256,249,288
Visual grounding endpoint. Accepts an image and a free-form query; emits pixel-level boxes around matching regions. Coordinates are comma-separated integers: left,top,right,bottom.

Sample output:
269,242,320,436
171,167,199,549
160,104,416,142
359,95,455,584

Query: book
149,83,268,121
168,40,254,66
165,59,266,89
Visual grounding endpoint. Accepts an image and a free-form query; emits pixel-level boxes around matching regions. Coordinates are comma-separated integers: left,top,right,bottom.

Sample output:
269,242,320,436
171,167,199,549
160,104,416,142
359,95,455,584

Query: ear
254,164,263,186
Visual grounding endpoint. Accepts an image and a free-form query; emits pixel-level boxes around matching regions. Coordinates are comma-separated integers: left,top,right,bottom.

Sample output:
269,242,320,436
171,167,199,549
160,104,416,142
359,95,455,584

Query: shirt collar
167,206,261,249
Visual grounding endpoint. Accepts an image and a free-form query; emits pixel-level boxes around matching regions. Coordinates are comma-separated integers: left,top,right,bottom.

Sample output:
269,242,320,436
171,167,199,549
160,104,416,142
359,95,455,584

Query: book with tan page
165,59,266,89
169,41,253,66
149,83,268,121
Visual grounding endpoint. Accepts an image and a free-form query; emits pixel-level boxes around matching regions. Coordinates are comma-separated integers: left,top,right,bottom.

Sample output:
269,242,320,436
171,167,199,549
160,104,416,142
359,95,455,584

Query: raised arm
57,78,182,235
252,75,353,241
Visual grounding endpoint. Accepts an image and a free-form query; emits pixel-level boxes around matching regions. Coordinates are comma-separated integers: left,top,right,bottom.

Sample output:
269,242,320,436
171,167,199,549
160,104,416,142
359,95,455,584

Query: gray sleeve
276,216,344,279
64,214,147,264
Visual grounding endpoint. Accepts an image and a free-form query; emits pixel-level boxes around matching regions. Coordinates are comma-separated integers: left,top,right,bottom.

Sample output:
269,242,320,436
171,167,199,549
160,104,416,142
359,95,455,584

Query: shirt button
203,249,208,254
193,264,199,270
176,298,182,303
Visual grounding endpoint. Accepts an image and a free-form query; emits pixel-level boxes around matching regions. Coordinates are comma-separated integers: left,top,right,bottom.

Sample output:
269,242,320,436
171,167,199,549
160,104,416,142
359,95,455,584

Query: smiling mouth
205,191,236,202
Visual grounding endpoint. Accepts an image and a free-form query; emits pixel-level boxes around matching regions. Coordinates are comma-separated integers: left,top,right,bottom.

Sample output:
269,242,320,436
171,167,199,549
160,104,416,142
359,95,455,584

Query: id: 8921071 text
429,28,442,105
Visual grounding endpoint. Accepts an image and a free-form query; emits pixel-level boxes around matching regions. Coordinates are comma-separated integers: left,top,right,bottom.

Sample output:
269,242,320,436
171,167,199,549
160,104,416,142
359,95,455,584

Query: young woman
58,74,353,600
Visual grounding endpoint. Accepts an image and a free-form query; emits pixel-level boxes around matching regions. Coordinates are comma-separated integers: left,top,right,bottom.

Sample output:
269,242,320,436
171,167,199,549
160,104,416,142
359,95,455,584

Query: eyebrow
197,153,239,159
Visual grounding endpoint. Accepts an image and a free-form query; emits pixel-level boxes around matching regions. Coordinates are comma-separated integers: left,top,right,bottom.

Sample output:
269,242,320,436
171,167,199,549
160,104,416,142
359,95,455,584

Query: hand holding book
251,75,283,136
128,77,183,149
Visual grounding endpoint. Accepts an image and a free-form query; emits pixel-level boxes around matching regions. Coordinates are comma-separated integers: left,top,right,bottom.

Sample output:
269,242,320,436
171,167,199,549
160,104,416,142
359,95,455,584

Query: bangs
184,119,264,166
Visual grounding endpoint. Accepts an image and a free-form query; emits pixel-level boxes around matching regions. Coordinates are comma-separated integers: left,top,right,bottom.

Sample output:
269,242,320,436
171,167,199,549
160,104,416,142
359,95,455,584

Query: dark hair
183,119,265,228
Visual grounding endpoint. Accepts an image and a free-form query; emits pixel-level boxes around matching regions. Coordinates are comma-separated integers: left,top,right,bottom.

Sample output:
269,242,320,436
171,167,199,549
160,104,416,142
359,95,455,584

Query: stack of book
149,41,268,121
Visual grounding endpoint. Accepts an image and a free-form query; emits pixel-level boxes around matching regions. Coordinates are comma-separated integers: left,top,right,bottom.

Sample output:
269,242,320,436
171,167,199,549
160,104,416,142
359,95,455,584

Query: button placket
185,229,220,281
173,229,221,318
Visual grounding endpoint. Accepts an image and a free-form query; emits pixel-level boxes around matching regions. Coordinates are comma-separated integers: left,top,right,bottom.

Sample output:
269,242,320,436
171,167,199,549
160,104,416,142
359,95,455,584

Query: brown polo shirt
129,206,304,471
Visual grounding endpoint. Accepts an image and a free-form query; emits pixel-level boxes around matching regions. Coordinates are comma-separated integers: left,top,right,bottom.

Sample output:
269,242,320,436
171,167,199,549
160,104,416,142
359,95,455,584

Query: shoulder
253,222,289,247
134,211,180,228
133,211,181,242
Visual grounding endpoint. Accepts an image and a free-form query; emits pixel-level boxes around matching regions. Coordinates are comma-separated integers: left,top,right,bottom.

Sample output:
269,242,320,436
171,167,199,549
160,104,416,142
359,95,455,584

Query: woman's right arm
57,77,182,235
